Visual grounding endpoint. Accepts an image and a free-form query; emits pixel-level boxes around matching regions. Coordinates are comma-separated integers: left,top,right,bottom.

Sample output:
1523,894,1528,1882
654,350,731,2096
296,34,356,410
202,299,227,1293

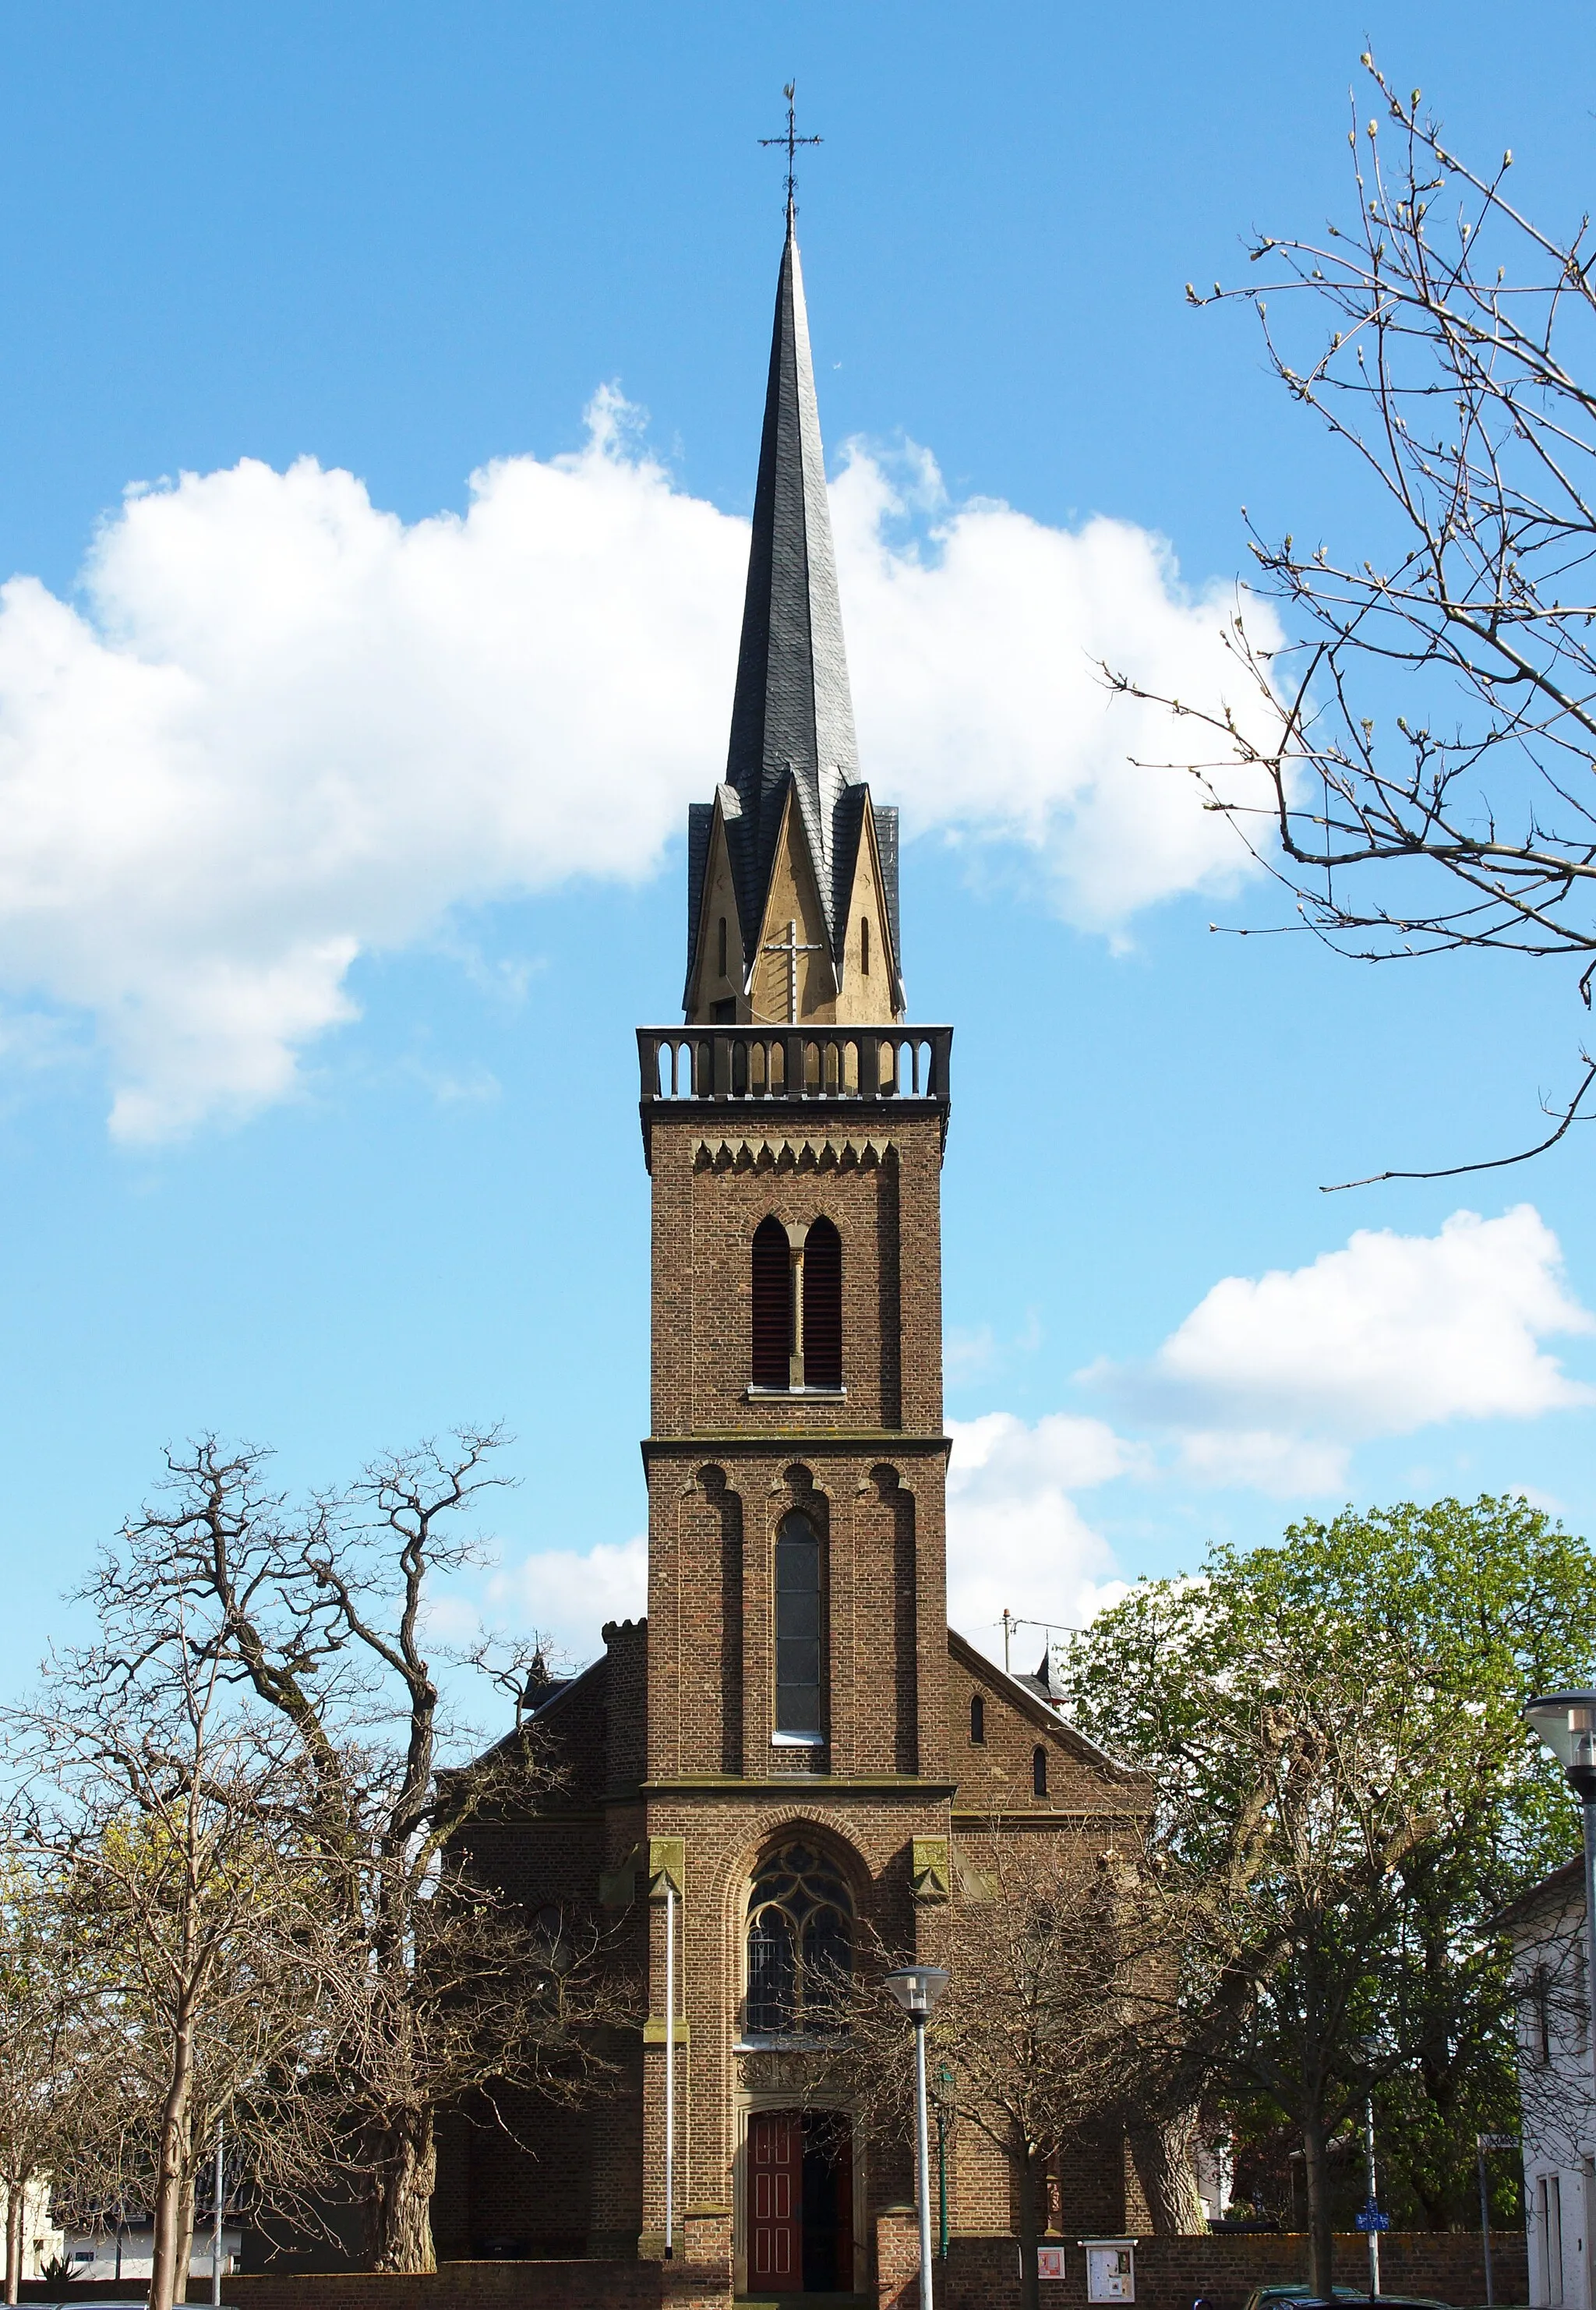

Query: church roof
685,207,900,1003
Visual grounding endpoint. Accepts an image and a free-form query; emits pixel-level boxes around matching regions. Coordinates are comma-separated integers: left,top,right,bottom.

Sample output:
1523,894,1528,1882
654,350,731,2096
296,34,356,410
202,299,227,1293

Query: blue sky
4,0,1596,1696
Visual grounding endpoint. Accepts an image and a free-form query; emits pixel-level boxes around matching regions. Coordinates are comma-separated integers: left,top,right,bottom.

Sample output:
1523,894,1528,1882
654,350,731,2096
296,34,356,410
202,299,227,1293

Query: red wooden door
749,2110,803,2291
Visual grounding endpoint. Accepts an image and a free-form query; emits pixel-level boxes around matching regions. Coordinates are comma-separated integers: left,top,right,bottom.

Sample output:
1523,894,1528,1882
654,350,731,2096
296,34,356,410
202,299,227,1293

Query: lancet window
801,1217,842,1389
752,1216,792,1387
775,1510,824,1736
750,1215,842,1393
745,1839,853,2037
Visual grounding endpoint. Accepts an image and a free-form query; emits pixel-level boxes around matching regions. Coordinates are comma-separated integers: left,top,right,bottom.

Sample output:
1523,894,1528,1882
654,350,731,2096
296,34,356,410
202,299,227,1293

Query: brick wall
17,2229,1528,2310
648,1115,946,1441
930,2229,1531,2310
19,2270,662,2310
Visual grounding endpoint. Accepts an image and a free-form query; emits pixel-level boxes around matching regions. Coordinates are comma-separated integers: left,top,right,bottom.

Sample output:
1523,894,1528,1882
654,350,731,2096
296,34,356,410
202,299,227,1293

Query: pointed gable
748,781,835,1025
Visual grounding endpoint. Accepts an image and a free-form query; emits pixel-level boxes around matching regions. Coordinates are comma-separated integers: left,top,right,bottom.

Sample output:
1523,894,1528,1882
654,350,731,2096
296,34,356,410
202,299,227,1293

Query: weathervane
760,79,821,218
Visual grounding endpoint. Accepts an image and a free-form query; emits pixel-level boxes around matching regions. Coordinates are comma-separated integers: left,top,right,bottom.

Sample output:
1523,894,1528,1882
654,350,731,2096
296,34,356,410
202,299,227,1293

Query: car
1275,2298,1454,2310
1242,2287,1369,2310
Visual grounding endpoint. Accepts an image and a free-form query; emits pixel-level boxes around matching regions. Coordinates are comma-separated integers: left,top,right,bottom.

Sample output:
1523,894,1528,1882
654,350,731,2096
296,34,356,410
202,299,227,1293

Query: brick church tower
438,203,1147,2298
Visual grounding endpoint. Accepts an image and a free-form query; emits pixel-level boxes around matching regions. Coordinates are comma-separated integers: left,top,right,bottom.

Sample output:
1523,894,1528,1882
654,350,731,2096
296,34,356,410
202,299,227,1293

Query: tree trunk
5,2185,23,2307
1301,2110,1335,2300
1016,2140,1042,2310
150,2025,195,2310
1131,2110,1211,2236
367,2110,437,2274
172,2175,197,2306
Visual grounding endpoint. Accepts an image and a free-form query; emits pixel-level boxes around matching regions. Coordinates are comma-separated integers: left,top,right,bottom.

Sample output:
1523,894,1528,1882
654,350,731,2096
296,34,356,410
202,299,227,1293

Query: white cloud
0,396,1276,1138
945,1411,1136,1656
832,447,1282,929
487,1533,648,1669
1091,1205,1596,1494
1172,1428,1353,1496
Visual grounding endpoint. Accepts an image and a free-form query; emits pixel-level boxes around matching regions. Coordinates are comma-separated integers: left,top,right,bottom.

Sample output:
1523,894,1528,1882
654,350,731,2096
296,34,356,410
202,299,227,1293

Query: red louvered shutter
802,1217,842,1390
752,1217,791,1388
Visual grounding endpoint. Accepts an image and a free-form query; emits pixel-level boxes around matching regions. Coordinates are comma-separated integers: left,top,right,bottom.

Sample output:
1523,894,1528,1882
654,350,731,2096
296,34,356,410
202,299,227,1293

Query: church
436,198,1153,2299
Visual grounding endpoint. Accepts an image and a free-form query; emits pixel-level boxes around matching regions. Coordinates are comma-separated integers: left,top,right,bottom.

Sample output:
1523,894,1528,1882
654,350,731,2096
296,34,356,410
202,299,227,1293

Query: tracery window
745,1839,853,2036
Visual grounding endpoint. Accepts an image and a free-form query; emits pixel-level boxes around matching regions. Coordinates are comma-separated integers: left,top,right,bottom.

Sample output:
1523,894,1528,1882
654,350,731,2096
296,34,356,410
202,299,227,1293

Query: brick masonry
17,2270,662,2310
433,1054,1153,2287
934,2228,1531,2310
19,2228,1527,2310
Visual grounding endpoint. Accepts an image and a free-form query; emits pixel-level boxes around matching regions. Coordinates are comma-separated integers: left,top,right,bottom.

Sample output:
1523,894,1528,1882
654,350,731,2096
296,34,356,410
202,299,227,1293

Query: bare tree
0,1856,123,2304
104,1432,628,2273
1113,58,1596,1179
5,1601,334,2310
821,1834,1142,2310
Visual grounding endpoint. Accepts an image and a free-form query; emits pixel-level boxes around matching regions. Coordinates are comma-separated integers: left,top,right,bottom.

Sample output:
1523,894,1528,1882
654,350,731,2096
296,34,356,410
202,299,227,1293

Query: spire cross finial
760,79,821,220
761,919,823,1025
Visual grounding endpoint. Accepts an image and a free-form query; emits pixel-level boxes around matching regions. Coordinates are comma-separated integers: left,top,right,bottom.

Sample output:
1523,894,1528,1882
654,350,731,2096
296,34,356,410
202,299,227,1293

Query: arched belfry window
802,1217,842,1390
775,1510,824,1737
745,1839,853,2036
752,1217,792,1389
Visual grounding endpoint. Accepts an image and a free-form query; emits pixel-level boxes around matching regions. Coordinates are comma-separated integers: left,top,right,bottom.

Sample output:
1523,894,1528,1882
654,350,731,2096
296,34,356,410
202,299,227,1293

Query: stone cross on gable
761,919,822,1024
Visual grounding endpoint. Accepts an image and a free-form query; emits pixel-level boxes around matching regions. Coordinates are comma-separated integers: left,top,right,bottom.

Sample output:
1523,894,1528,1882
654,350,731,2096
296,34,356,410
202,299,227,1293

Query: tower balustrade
637,1023,952,1136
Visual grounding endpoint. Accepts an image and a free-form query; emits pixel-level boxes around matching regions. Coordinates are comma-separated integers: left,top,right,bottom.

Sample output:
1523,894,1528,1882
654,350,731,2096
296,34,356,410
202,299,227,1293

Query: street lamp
1524,1691,1596,2101
884,1965,951,2310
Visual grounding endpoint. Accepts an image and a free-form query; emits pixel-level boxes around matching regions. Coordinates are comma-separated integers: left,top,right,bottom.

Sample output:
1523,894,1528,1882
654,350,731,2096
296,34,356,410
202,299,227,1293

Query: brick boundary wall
19,2229,1528,2310
936,2230,1531,2310
18,2269,663,2310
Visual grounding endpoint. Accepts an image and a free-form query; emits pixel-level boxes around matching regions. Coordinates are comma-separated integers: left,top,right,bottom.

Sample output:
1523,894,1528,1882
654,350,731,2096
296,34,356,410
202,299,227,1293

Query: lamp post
1477,2133,1518,2308
1525,1693,1596,2100
884,1965,951,2310
1361,2088,1380,2300
210,2121,224,2308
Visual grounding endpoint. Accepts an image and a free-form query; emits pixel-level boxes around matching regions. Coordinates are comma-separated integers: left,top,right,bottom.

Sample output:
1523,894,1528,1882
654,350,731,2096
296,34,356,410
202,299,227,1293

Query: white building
0,2186,240,2289
1499,1858,1596,2309
57,2222,242,2284
0,2178,63,2284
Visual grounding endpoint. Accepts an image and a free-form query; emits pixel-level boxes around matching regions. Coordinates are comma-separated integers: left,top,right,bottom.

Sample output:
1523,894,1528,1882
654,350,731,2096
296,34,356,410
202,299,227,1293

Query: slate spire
722,204,862,957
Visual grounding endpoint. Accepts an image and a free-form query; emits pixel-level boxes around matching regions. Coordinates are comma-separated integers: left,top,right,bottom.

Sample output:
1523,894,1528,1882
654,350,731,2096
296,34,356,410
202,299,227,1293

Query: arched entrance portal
747,2110,853,2293
738,1838,860,2293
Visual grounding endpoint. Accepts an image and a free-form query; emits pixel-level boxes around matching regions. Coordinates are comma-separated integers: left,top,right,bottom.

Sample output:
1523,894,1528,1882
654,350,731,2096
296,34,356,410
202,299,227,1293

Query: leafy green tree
1060,1496,1596,2281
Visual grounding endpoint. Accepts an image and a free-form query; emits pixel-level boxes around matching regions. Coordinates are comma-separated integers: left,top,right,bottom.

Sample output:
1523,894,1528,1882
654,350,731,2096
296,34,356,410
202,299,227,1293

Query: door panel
749,2110,803,2291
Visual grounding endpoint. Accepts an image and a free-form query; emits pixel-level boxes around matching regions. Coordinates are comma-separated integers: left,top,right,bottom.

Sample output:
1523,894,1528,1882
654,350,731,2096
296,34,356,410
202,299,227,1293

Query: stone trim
641,1435,952,1455
693,1133,897,1171
641,1777,958,1796
910,1835,952,1902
